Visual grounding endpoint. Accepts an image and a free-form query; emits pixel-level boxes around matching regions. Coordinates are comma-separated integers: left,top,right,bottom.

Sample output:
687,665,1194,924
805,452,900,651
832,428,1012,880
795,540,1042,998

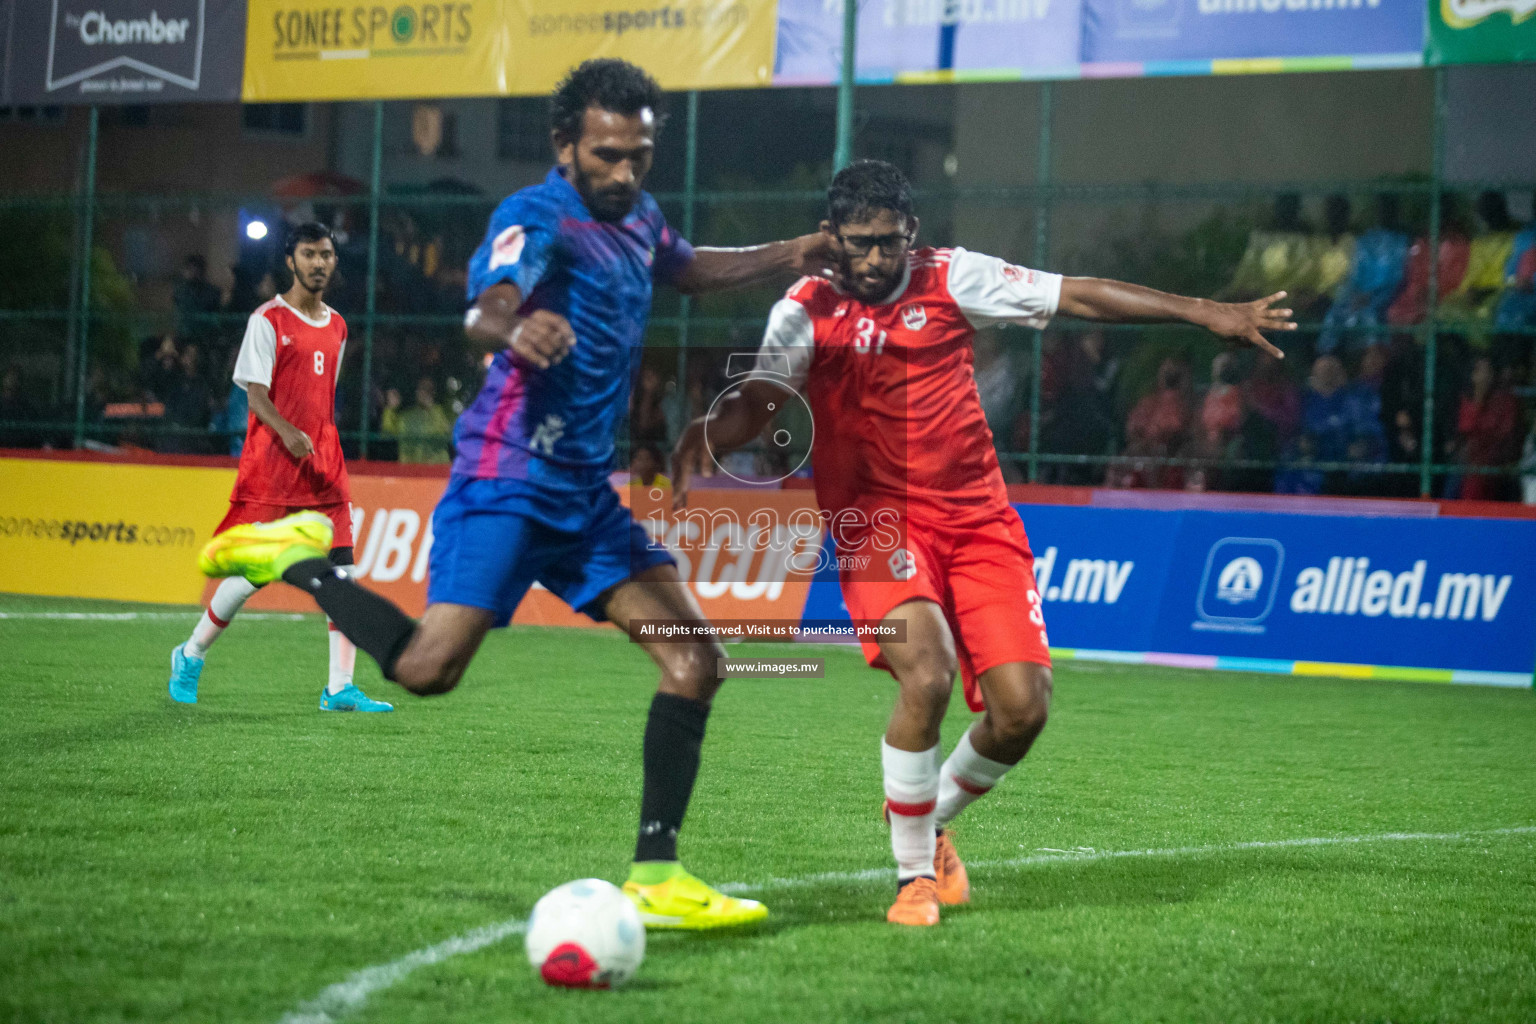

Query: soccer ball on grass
524,878,645,989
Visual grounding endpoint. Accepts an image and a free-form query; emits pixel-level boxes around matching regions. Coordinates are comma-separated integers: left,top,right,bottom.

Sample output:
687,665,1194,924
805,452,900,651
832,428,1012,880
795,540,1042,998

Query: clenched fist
511,309,578,370
280,426,315,460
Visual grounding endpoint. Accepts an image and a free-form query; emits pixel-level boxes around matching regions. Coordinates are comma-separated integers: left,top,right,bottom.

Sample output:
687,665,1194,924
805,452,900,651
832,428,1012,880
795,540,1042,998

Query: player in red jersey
672,161,1292,925
168,222,392,712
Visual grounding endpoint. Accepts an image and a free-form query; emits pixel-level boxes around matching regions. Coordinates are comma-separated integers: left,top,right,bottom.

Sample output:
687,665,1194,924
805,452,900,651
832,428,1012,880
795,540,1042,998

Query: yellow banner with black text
242,0,777,101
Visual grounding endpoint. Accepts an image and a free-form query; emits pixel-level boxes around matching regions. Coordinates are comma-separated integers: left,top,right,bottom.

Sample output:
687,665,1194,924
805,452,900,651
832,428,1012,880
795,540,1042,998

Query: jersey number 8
313,351,325,376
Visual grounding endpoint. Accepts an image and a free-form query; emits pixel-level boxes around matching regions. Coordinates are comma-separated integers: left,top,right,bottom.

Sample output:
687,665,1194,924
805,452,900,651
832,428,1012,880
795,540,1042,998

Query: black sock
634,692,711,863
281,557,416,680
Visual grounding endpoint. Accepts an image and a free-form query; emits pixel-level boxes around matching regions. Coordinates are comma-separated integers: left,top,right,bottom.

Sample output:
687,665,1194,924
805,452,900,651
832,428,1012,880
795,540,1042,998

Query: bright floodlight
245,220,268,241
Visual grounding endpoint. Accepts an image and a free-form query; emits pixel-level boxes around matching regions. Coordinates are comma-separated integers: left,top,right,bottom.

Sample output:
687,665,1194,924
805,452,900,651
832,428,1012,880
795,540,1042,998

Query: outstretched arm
670,379,781,509
672,234,837,296
1058,278,1295,358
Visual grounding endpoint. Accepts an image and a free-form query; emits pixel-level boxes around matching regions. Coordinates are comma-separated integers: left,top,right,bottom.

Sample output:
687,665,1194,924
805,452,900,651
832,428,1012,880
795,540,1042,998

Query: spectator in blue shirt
1319,193,1409,354
1493,190,1536,374
1276,354,1386,495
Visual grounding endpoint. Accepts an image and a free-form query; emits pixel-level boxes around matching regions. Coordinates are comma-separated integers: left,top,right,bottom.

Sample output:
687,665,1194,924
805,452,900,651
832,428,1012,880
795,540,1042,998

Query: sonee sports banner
240,0,777,101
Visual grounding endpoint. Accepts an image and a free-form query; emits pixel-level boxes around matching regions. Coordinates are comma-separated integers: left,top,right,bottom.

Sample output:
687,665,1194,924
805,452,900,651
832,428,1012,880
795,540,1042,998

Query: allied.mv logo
1215,557,1264,605
1196,538,1284,631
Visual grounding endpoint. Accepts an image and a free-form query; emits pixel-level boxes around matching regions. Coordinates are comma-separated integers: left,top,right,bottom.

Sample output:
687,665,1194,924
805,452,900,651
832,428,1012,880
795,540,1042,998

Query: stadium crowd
1,189,1534,502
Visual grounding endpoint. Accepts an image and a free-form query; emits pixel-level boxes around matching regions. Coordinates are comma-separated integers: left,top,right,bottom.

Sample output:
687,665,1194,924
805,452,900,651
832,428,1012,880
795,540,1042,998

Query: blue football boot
319,683,394,713
168,643,203,704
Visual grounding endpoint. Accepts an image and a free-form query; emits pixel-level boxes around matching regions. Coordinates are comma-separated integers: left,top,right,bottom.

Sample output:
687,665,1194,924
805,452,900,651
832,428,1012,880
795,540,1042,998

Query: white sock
882,739,941,881
326,622,356,695
184,577,259,659
935,728,1013,827
325,564,358,695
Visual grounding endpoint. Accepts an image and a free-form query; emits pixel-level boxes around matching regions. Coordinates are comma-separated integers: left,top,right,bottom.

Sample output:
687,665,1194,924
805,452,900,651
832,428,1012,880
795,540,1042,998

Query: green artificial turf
1,593,1532,1023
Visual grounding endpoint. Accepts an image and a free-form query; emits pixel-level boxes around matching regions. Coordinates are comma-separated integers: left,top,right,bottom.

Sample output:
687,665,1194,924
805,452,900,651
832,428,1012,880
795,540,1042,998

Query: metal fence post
1027,82,1053,484
360,100,384,460
1420,68,1446,498
833,0,857,172
72,106,99,449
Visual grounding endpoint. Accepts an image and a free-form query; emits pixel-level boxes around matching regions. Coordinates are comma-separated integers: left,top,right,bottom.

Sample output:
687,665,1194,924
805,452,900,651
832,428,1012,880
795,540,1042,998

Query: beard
842,262,901,303
571,162,638,222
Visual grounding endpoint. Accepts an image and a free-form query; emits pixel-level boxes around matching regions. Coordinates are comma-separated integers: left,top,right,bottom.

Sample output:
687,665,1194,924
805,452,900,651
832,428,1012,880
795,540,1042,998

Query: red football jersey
230,296,350,505
759,247,1061,524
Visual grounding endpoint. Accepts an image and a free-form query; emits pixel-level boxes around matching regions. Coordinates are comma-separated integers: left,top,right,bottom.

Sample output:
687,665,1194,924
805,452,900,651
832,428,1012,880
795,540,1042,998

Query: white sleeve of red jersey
753,298,814,389
232,313,277,391
945,247,1063,330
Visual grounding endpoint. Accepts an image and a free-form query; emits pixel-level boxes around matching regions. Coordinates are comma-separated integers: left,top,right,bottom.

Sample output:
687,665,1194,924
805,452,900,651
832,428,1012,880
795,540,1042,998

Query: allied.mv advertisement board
3,456,1532,686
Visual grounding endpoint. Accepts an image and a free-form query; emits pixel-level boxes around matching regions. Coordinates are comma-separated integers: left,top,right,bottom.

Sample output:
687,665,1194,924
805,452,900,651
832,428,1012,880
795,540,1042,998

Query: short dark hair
550,59,666,142
827,160,914,228
284,221,334,258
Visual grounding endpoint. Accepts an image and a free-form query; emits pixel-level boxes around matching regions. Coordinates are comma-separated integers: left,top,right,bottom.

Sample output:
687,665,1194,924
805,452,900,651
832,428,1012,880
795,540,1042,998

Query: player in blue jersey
199,59,835,930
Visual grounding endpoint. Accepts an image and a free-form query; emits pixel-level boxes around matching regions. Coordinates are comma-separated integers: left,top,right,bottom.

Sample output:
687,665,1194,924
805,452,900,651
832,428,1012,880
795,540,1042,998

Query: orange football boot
887,876,941,926
934,829,971,906
882,801,970,906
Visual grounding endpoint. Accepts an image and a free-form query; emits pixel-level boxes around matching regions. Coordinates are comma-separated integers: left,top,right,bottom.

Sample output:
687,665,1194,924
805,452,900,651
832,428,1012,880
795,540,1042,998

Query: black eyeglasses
836,232,913,257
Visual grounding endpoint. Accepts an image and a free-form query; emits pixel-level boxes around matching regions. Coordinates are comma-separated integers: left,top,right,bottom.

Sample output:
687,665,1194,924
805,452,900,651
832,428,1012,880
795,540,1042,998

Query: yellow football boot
197,511,333,586
622,866,768,930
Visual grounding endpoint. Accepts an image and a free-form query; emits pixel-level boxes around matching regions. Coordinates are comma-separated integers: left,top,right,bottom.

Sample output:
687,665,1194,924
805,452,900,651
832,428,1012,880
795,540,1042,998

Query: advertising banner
514,0,778,92
243,0,777,101
775,0,1082,84
1079,0,1424,69
4,455,1530,687
810,502,1535,686
0,457,231,605
1428,0,1536,64
1146,508,1536,682
243,0,513,101
7,0,247,105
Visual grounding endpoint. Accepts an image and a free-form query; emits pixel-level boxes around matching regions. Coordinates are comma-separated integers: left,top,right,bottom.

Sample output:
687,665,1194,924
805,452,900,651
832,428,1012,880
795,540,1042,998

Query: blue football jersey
455,167,693,493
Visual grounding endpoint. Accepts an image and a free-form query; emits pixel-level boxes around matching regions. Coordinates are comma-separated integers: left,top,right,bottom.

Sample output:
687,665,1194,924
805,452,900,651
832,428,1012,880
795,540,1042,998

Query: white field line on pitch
716,825,1536,893
0,611,308,621
275,825,1535,1024
278,918,527,1024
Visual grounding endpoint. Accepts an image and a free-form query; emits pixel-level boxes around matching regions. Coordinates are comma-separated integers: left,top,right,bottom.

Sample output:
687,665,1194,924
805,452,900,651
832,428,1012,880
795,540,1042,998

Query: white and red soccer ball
524,878,645,989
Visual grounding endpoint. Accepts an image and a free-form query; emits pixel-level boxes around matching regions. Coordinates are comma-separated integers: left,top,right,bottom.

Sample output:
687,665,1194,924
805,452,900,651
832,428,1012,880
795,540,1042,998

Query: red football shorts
836,503,1050,712
215,500,354,552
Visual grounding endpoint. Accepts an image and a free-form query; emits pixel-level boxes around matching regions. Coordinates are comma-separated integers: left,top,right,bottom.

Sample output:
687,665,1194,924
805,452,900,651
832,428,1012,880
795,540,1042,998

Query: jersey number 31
854,317,887,355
